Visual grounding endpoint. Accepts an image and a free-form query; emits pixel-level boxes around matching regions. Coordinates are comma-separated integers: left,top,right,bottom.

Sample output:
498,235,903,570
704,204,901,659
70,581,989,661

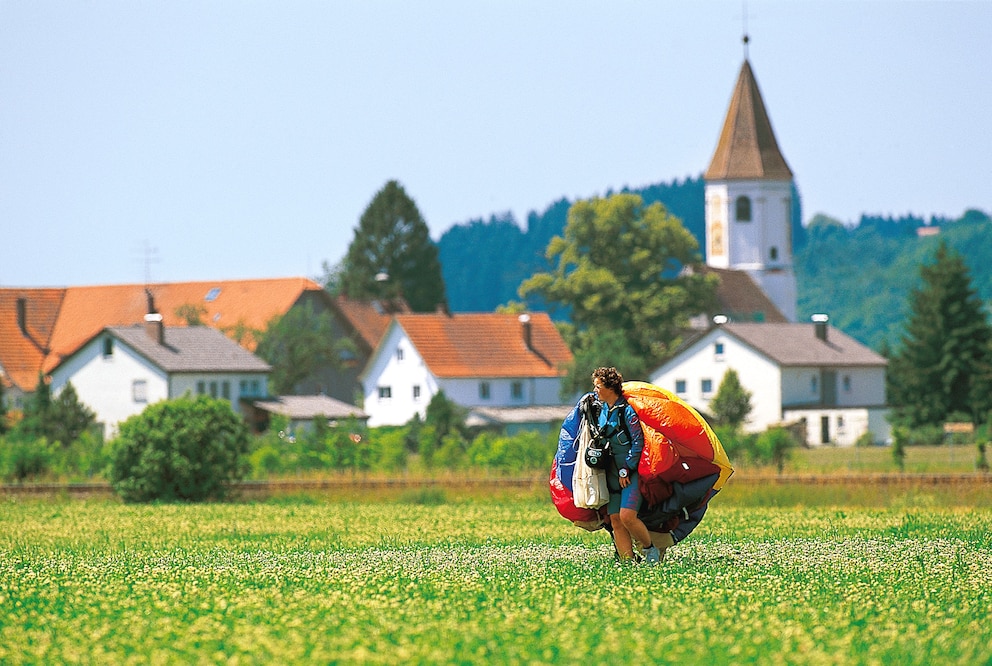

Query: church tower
704,56,797,321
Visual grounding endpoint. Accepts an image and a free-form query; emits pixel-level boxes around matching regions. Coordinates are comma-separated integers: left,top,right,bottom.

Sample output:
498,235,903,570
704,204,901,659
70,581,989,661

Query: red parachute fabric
622,381,734,506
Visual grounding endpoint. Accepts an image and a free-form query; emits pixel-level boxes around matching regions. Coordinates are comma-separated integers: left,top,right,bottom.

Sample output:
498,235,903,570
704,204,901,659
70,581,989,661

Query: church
703,56,797,323
652,51,890,447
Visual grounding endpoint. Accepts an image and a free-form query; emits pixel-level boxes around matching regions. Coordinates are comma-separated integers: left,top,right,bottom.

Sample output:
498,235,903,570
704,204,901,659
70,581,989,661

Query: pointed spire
705,59,793,181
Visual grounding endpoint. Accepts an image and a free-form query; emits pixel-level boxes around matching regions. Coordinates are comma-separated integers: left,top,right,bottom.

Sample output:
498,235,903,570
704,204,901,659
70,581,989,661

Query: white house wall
438,377,562,408
168,373,268,411
50,332,169,438
650,329,783,433
781,366,886,408
362,325,435,427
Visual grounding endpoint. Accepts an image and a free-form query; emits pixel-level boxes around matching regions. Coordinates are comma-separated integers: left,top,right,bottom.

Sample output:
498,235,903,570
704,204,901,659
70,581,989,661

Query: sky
1,1,990,288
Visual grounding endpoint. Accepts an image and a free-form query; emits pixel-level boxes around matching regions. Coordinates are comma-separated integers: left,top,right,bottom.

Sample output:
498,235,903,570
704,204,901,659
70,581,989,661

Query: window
811,376,818,394
132,379,147,403
103,337,114,357
843,375,852,392
251,380,260,396
675,379,687,395
701,378,713,396
396,348,404,362
770,246,779,261
714,342,725,359
209,381,218,398
205,287,221,302
511,381,524,400
378,386,392,400
479,382,491,400
735,195,752,221
222,381,230,400
196,381,206,395
413,385,421,400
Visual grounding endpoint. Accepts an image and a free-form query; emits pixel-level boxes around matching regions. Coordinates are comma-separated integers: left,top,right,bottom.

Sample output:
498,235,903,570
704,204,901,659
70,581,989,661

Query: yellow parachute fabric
622,381,734,492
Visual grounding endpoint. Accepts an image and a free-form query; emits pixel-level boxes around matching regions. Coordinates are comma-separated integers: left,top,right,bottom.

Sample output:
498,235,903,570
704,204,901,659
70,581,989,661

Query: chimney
144,313,164,345
812,314,829,342
16,297,27,335
143,287,164,344
519,313,533,351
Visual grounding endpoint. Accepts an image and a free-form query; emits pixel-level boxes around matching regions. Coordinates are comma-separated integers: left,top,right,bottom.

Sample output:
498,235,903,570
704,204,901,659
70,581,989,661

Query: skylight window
205,287,221,302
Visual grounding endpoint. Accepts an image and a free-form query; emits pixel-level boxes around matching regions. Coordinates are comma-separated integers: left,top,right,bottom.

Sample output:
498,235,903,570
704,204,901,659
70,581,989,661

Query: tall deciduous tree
887,241,992,427
519,193,717,392
340,180,448,312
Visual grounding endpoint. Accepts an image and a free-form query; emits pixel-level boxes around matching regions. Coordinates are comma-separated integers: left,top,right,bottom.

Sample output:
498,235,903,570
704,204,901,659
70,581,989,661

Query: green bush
0,437,55,482
109,395,251,502
755,427,798,474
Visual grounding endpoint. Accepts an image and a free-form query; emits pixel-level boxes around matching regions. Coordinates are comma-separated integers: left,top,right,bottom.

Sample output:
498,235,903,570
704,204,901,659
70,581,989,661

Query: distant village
0,56,889,448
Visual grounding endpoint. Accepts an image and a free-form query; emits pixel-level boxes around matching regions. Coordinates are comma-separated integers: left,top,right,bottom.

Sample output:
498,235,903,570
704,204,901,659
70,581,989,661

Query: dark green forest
437,176,991,352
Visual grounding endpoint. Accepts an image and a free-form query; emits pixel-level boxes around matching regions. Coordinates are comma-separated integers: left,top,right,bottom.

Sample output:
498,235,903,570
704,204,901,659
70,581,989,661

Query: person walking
591,367,662,564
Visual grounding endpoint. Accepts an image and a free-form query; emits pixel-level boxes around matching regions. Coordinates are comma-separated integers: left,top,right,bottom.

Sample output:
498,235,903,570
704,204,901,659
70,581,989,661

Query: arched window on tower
770,246,779,261
735,195,752,222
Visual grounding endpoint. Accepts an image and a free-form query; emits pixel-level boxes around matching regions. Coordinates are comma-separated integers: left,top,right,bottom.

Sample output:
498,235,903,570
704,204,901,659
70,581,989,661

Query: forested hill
436,176,992,353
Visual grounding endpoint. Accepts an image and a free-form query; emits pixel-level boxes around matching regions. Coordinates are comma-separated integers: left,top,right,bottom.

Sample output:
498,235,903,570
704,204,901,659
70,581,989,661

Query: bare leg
619,508,653,551
609,512,635,559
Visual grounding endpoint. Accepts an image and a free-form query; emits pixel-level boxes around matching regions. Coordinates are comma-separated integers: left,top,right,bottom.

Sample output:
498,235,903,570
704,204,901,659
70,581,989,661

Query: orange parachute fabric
622,381,734,506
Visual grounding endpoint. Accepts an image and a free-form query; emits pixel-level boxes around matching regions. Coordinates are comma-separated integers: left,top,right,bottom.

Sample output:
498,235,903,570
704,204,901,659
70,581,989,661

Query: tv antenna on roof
134,240,160,286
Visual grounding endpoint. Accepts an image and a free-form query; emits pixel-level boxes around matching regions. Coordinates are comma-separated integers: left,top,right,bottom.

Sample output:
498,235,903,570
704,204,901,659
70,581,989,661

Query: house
359,312,573,427
649,316,890,447
0,279,400,410
49,313,271,438
250,394,369,435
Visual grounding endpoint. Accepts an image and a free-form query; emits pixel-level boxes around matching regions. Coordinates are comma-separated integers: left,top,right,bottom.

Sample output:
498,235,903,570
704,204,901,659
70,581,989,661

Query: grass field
2,481,990,665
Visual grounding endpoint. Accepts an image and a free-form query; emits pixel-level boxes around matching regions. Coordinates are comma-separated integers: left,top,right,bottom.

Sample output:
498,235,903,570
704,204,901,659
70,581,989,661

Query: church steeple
704,55,798,322
705,59,792,181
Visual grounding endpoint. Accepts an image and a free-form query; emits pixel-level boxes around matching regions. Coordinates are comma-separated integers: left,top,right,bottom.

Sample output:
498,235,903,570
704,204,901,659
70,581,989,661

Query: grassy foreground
1,488,990,665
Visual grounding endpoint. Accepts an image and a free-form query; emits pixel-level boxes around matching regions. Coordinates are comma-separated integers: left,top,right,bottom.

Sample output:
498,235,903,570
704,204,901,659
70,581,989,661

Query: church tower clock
704,54,797,321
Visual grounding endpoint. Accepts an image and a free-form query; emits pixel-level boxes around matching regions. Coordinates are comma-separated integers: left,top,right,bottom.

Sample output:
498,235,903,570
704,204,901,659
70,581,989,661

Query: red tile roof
332,295,410,352
395,312,572,378
0,289,64,391
1,278,321,391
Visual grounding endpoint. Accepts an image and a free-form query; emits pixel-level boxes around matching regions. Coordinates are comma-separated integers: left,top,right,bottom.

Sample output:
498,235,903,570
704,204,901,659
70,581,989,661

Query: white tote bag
572,418,609,509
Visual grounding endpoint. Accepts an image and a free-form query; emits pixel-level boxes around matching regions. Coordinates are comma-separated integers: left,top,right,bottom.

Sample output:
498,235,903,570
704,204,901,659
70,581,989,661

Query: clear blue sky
2,1,989,288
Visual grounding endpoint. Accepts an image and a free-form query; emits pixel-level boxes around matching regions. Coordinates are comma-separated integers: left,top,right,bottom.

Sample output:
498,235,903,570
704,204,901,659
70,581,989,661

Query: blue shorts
607,473,642,515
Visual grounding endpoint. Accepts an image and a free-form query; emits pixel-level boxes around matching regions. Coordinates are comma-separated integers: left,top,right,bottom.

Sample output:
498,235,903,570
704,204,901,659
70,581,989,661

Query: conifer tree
710,368,753,429
887,241,992,427
340,180,448,313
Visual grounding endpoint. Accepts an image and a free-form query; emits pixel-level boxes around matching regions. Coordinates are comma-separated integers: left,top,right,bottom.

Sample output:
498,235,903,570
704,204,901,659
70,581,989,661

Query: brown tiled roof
707,267,789,323
705,59,793,181
723,322,886,367
395,312,573,378
105,325,272,373
333,295,410,352
1,278,320,391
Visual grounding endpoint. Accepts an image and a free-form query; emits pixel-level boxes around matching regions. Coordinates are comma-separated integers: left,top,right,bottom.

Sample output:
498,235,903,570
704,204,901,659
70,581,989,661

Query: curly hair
591,366,624,394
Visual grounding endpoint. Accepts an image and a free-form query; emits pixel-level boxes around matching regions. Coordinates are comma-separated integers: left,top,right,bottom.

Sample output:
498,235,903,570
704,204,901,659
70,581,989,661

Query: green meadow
1,483,990,665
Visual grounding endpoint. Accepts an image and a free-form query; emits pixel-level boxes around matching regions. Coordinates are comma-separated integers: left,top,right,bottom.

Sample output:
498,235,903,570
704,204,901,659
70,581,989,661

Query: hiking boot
642,545,662,565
